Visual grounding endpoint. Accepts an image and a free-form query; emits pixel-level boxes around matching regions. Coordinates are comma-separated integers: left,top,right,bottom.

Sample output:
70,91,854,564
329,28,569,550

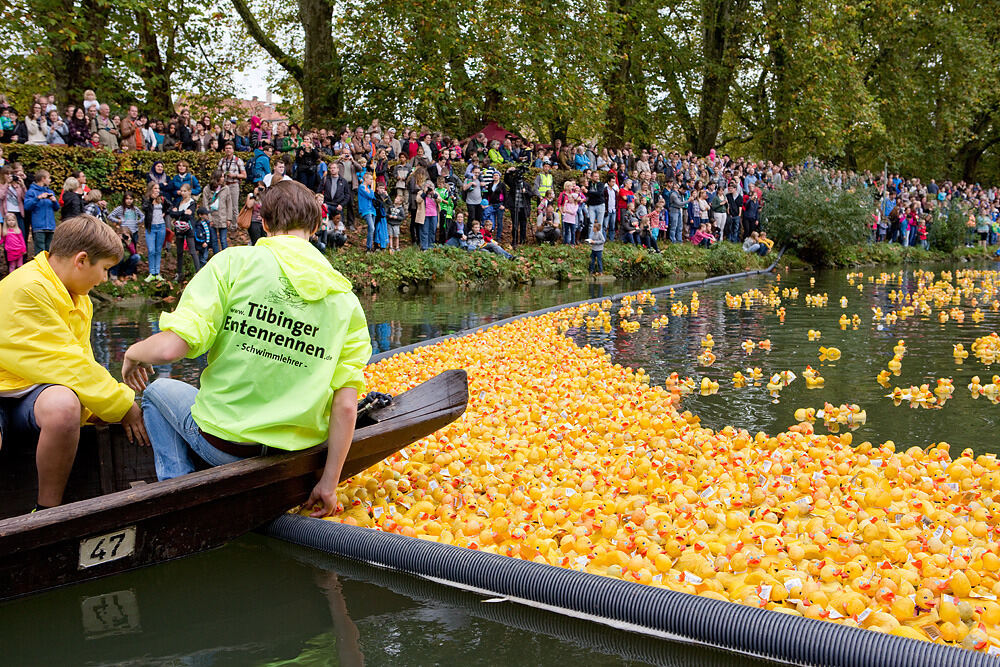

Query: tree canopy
2,0,998,182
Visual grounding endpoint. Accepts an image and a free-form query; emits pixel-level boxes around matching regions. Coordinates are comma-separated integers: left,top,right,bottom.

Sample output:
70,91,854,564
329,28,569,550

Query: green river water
5,264,1000,665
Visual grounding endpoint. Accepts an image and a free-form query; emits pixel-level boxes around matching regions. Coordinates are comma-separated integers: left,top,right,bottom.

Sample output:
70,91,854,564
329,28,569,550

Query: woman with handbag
240,183,266,245
142,181,168,281
168,184,202,282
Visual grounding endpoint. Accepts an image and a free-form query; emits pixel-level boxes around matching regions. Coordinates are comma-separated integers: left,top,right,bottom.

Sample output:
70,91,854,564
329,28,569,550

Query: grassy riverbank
90,241,1000,303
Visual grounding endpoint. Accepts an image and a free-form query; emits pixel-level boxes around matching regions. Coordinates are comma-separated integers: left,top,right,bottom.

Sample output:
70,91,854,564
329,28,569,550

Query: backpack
249,155,267,184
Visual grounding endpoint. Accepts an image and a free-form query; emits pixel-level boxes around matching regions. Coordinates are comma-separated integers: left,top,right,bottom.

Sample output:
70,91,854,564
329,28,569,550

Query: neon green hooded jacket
159,235,371,450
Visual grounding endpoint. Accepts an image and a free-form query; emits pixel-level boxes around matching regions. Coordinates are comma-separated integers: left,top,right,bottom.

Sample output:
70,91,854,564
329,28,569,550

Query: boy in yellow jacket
0,215,148,511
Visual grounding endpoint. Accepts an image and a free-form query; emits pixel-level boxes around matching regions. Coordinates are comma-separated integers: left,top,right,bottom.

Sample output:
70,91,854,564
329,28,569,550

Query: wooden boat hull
0,369,467,601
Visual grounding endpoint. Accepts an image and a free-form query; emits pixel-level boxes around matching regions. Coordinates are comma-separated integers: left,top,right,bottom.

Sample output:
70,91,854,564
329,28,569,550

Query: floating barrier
265,514,990,667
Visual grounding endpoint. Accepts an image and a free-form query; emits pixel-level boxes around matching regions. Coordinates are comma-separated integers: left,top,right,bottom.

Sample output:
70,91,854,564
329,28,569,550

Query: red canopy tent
465,121,519,143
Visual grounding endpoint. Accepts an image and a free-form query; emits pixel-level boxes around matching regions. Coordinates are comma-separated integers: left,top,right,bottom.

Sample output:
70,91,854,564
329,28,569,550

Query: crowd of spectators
2,90,999,281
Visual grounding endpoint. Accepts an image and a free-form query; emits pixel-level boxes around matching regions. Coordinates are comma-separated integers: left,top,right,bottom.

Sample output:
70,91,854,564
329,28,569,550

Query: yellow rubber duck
818,346,841,362
766,374,785,393
697,350,716,366
953,343,969,360
746,367,763,381
893,339,906,356
758,339,772,351
803,366,825,389
699,377,720,395
887,356,902,373
732,372,747,388
876,370,891,387
807,329,822,341
840,296,848,308
839,314,850,330
701,334,714,349
969,376,983,397
793,407,817,422
741,340,755,354
933,378,954,398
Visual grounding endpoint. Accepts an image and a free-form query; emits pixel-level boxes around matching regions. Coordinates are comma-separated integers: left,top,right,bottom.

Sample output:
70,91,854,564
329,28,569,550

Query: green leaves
761,170,873,266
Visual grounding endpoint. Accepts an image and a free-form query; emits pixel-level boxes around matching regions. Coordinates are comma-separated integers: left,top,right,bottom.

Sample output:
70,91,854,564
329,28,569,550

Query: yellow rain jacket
159,235,371,450
0,252,135,423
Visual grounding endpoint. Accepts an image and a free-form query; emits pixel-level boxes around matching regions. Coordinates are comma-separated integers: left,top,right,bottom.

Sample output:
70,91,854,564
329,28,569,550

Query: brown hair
49,215,123,262
84,188,102,203
259,180,320,234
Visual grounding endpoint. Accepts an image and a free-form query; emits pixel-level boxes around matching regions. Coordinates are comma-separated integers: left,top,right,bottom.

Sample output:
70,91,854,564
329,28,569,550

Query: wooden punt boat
0,369,468,601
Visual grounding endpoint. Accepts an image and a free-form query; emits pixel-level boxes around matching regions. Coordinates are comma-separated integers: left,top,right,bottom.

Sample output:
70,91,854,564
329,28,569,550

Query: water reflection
0,535,777,666
92,281,661,380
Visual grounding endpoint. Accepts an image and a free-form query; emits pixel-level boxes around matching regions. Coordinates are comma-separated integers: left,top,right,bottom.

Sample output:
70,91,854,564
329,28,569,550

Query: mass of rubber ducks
310,272,1000,655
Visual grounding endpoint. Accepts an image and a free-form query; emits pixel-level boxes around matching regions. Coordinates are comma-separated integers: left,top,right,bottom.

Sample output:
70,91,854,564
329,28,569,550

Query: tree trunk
231,0,341,125
765,36,792,161
135,9,174,117
298,0,340,124
693,0,746,154
45,0,108,105
602,0,634,148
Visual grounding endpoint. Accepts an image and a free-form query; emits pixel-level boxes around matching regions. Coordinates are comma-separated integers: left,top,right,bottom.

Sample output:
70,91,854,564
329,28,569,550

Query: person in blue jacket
250,143,273,185
23,170,60,253
167,161,202,205
358,171,376,251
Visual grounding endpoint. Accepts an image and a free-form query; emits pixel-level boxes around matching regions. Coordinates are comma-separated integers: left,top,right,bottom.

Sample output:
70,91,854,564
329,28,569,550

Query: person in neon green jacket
122,180,372,517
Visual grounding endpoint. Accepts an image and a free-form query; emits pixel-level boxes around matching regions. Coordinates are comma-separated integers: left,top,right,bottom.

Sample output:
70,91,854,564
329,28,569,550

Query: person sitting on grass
445,210,469,249
479,219,513,259
691,225,716,248
0,215,148,511
110,225,141,282
741,231,769,256
758,230,774,252
121,180,371,517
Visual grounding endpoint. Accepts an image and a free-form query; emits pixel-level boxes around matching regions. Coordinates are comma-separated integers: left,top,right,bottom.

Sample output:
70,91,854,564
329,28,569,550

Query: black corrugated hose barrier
265,514,990,667
268,252,992,665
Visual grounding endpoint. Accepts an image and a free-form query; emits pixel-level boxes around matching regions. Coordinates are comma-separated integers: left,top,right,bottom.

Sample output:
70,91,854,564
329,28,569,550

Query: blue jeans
604,209,616,239
111,253,141,278
562,221,575,245
210,227,227,254
33,230,53,253
364,213,376,249
494,209,505,243
589,249,603,273
422,215,437,250
668,210,681,243
146,224,166,275
141,378,246,480
588,204,605,237
482,242,512,259
445,237,468,249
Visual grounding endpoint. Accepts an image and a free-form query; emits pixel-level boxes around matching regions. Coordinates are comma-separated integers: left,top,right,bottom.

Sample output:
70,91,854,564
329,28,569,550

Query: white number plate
78,526,136,569
81,589,141,638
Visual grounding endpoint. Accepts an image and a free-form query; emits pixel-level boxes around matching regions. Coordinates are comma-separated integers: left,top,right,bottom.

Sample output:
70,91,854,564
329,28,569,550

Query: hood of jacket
255,235,352,302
